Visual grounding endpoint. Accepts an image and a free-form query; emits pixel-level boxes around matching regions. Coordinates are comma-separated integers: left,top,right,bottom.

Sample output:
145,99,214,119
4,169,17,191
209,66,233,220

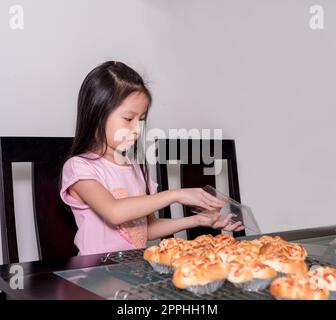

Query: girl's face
104,91,149,157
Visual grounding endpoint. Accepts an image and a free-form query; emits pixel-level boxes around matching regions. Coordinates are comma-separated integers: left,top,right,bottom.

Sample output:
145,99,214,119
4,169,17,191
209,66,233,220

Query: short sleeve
60,156,101,209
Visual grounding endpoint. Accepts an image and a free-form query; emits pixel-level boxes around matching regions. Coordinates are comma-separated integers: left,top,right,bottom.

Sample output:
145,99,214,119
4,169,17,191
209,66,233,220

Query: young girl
60,61,243,256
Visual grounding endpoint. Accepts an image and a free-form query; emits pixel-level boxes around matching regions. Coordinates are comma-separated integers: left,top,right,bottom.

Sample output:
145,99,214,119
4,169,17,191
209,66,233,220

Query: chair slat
0,137,77,264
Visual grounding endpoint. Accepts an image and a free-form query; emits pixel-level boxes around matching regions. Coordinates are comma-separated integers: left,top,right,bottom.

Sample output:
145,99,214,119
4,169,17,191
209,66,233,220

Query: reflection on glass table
295,235,336,266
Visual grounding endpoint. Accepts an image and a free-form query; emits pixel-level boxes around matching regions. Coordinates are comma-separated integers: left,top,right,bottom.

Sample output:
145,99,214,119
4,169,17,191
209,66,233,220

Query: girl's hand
195,210,221,227
194,210,245,232
212,213,245,232
175,188,226,212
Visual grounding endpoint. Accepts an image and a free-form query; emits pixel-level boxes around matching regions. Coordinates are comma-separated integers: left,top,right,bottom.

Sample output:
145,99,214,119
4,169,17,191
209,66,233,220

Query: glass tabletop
295,235,336,265
54,235,336,300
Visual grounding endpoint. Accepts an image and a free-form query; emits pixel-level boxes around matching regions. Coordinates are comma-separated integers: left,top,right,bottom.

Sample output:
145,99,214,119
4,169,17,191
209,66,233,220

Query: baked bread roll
226,249,259,264
270,274,329,300
254,235,283,245
308,266,336,291
219,240,261,263
259,254,308,274
194,234,218,248
226,260,254,284
143,245,161,264
171,247,220,269
215,245,236,263
159,237,186,249
181,240,202,250
144,237,198,267
233,240,261,254
193,234,235,249
259,242,307,261
213,234,237,247
248,260,277,280
159,246,187,266
172,259,228,289
144,245,181,266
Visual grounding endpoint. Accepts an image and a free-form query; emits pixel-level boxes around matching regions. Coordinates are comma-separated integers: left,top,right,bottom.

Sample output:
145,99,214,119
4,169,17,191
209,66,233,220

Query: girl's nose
132,120,144,138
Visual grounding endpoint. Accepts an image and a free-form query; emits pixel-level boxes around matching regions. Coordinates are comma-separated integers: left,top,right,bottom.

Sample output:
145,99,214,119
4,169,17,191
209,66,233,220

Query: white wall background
0,0,335,263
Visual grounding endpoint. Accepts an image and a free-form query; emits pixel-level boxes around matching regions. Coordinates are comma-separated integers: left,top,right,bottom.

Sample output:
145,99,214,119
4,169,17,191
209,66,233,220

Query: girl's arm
69,179,224,226
147,212,244,240
147,214,198,240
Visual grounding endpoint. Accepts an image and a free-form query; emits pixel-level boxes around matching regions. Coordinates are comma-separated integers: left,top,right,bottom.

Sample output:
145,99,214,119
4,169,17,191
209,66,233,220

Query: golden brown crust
226,245,260,263
158,246,184,266
270,274,329,300
193,234,218,248
171,253,201,269
248,260,277,280
233,241,261,254
145,242,187,267
215,245,236,263
226,260,254,284
260,242,307,261
181,240,202,250
203,262,228,281
172,265,206,289
171,247,221,269
143,246,161,263
159,237,186,249
213,234,237,247
259,254,308,274
308,266,336,291
256,235,284,244
194,234,214,242
172,260,228,289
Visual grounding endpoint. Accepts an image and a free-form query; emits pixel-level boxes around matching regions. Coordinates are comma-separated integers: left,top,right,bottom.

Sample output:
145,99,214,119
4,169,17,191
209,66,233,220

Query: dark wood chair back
0,137,78,264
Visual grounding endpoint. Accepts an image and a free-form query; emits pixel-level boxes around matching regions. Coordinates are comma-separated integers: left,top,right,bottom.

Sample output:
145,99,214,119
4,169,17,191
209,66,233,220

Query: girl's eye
124,118,133,122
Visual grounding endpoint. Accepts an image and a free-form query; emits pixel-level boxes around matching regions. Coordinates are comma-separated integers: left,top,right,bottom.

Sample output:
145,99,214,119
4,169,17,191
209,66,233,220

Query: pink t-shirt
60,152,158,256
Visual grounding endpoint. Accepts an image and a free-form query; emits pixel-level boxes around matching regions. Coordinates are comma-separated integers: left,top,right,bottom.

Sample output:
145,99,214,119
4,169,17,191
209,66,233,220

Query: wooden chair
0,137,78,264
155,139,245,240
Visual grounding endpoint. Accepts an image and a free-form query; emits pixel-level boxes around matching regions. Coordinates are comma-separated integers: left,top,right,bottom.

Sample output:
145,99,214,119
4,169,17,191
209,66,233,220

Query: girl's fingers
211,213,232,229
212,211,221,223
197,210,221,227
202,191,226,208
205,194,225,208
212,213,233,229
199,201,215,212
195,197,213,211
194,204,245,231
222,213,233,225
212,220,225,229
224,221,242,231
200,198,222,212
200,210,220,220
223,223,234,231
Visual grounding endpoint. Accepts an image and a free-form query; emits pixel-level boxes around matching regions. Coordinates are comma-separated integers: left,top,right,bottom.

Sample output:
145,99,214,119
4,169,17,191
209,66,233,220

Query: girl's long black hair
68,61,152,195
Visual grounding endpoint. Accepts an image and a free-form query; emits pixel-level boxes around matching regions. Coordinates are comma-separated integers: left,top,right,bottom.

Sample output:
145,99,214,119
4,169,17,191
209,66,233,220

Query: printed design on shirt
111,188,147,248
